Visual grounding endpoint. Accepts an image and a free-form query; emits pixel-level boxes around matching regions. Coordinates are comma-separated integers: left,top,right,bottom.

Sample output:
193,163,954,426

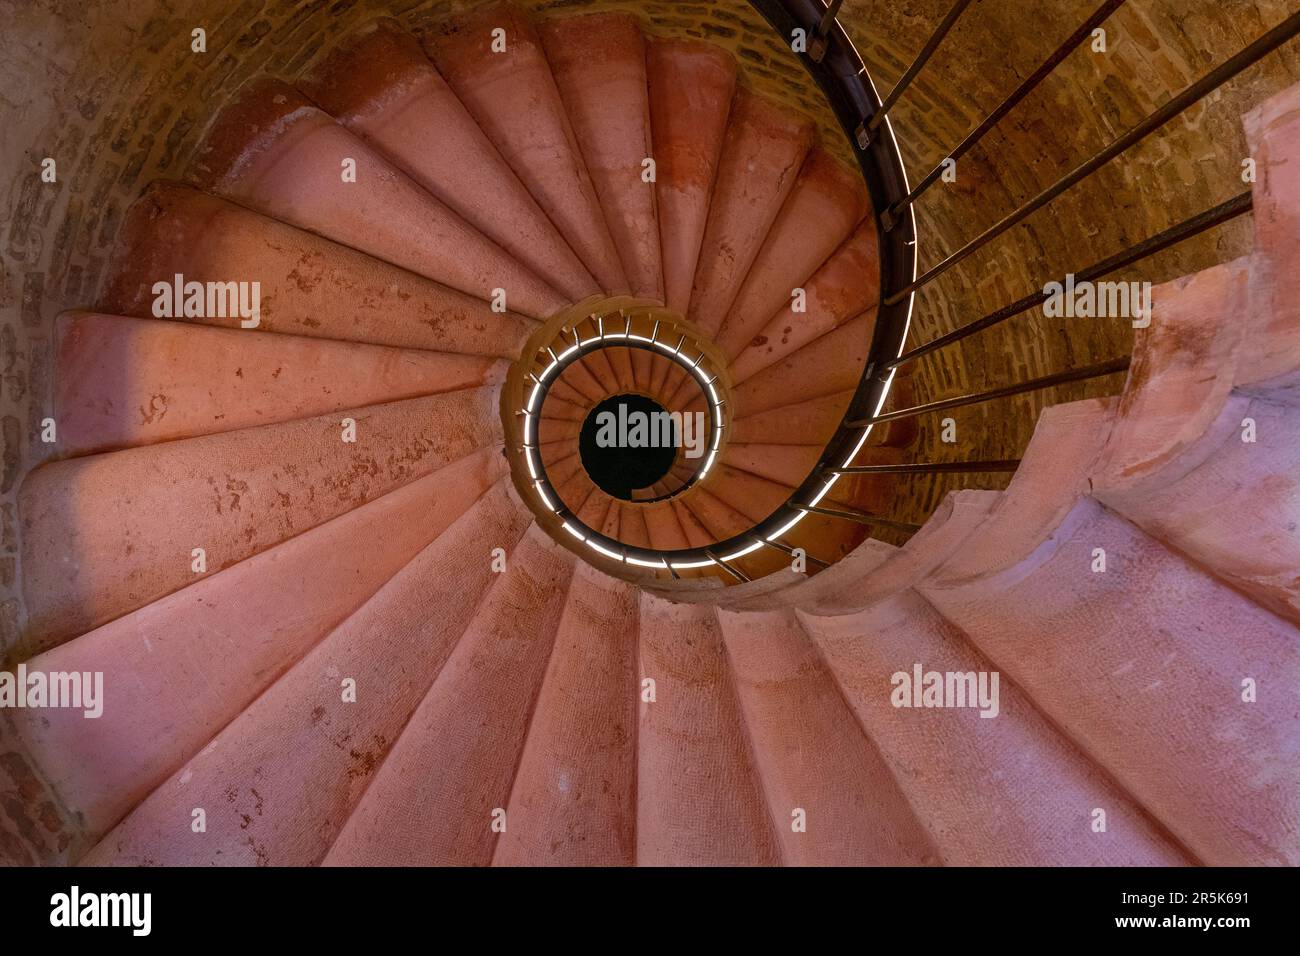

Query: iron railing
517,0,1298,581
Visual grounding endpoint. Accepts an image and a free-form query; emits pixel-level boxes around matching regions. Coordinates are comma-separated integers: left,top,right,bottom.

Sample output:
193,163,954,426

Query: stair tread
53,311,507,455
713,150,870,362
81,481,534,865
190,79,566,319
493,563,638,865
921,495,1300,866
422,3,629,295
99,183,540,355
542,13,663,302
302,18,599,303
9,448,506,841
803,590,1187,866
20,387,502,650
719,607,939,865
325,524,575,865
636,595,780,865
687,88,814,338
648,37,737,315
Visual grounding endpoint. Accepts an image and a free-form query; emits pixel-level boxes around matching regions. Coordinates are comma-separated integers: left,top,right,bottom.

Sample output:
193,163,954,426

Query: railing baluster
847,356,1130,427
760,536,832,569
884,191,1252,370
705,549,752,583
883,0,1127,230
808,0,845,63
797,504,921,533
834,459,1021,475
857,0,975,147
882,9,1300,305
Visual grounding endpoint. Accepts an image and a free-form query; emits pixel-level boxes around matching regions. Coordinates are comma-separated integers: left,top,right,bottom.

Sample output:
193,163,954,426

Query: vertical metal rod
796,504,922,533
882,191,1252,369
706,550,752,583
846,356,1131,426
883,9,1300,305
761,537,832,569
864,0,975,139
809,0,846,63
884,0,1127,226
834,459,1021,475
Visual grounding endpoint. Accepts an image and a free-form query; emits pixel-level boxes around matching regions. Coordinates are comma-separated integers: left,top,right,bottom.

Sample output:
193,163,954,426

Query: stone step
421,2,628,295
189,80,565,319
301,17,598,303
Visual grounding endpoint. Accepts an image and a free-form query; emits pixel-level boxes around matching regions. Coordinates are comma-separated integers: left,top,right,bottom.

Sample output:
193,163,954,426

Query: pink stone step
801,489,996,615
802,591,1187,865
731,314,872,419
599,497,621,540
1241,82,1300,393
713,151,870,362
1100,393,1300,625
542,13,663,302
1087,261,1300,623
539,393,588,423
422,4,628,295
922,495,1300,865
644,352,677,404
729,221,880,385
537,417,581,446
548,377,590,409
576,487,612,529
730,389,856,445
717,444,901,519
679,485,754,542
722,443,820,490
669,459,695,484
630,346,653,399
718,608,938,865
53,311,507,455
539,435,572,469
189,80,566,319
324,524,574,865
301,18,598,303
733,537,898,613
686,89,814,337
617,503,650,548
555,468,595,514
597,345,637,394
656,359,694,409
641,500,689,551
492,564,638,865
705,465,791,524
658,567,806,608
673,500,713,548
555,358,605,404
20,387,502,651
1098,261,1245,485
937,397,1116,584
81,482,535,865
636,595,780,864
578,349,621,396
99,183,539,355
648,38,737,315
10,449,505,840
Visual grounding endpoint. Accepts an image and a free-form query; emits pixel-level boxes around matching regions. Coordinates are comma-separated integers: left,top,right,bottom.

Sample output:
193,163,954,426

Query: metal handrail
518,0,1291,582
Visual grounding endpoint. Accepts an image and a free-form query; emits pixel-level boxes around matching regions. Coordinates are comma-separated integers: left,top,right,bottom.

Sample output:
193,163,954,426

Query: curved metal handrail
509,0,916,578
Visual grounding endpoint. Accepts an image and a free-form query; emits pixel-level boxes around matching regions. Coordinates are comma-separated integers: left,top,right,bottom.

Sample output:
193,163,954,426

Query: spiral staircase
2,1,1299,867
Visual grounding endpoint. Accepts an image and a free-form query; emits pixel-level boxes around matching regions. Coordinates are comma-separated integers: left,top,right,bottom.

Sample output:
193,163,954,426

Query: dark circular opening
579,394,678,501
